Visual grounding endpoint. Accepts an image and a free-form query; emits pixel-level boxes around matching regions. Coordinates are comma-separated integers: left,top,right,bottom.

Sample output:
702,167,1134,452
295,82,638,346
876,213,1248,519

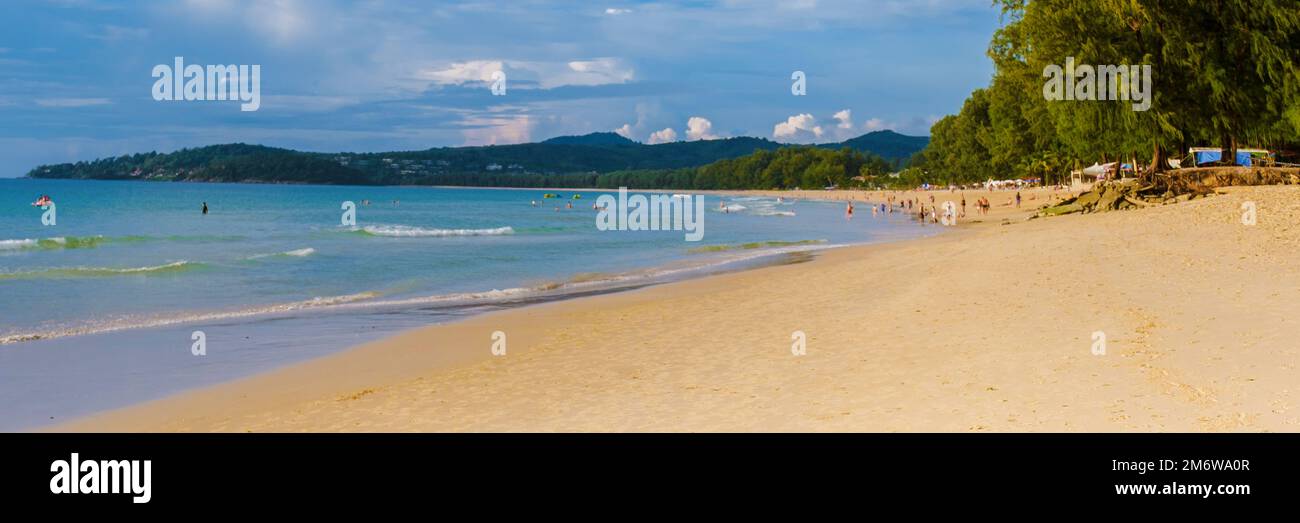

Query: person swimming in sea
202,202,208,215
32,195,52,207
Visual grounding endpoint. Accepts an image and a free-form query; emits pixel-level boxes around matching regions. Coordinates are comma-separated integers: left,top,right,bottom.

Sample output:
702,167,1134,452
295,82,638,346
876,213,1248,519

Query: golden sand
57,186,1300,432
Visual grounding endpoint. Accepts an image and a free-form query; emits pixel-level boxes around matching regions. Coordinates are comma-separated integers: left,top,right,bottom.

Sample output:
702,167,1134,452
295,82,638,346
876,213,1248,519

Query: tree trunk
1149,141,1167,174
1222,135,1238,166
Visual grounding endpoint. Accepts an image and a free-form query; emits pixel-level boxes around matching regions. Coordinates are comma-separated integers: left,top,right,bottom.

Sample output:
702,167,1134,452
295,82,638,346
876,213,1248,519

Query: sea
0,178,936,430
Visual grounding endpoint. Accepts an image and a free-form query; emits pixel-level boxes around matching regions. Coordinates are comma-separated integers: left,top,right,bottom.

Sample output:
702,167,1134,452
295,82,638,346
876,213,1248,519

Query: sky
0,0,1002,177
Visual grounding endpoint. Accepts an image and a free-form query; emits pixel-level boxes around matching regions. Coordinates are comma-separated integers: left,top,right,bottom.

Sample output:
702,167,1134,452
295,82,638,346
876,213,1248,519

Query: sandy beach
56,185,1300,432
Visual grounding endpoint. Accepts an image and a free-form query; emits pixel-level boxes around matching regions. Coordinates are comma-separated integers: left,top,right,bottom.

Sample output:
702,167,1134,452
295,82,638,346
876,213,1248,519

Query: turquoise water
0,178,933,429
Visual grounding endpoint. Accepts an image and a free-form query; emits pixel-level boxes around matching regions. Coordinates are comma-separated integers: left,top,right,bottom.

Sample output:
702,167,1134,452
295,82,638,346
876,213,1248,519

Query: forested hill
25,130,927,187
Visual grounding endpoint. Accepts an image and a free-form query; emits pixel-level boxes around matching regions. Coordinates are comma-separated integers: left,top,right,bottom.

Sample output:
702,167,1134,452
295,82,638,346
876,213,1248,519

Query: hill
27,131,928,187
541,132,636,146
824,130,930,161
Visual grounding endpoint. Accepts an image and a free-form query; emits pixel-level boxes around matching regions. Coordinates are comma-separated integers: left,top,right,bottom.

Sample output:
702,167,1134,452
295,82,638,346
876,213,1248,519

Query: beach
55,185,1300,432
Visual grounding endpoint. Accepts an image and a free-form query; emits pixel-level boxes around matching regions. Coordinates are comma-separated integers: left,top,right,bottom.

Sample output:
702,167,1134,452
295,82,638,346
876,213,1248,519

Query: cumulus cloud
604,8,632,15
833,109,853,129
614,123,635,139
647,127,678,144
685,116,719,141
863,117,887,131
772,113,823,142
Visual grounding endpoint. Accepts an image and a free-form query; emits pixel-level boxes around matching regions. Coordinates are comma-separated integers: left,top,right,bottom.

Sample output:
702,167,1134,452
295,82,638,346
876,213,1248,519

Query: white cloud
773,113,823,142
833,109,852,129
647,127,678,144
605,8,632,15
461,115,534,146
421,60,505,85
685,116,719,141
419,58,632,90
614,123,635,139
863,117,887,131
559,58,635,87
35,98,112,108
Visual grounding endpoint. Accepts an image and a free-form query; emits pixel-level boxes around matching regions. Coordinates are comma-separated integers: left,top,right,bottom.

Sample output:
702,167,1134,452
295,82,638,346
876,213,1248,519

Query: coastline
53,185,1300,432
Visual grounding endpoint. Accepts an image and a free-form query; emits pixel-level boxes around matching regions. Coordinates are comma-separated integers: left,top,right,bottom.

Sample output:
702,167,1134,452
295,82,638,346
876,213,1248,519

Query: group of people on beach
842,188,1022,225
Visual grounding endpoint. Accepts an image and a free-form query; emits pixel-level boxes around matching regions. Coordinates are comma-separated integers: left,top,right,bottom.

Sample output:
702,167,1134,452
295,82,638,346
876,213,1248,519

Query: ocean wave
0,261,204,280
358,225,515,237
0,239,848,345
754,210,797,217
716,204,747,212
0,234,234,253
0,291,383,345
0,239,37,251
688,239,826,254
245,247,316,260
0,235,109,251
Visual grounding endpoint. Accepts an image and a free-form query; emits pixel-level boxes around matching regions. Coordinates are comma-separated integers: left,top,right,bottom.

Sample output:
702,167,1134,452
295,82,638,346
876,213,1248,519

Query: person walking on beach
960,195,966,218
1015,191,1022,208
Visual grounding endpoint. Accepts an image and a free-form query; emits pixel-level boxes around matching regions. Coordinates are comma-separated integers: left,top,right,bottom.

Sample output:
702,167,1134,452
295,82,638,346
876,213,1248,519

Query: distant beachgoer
846,201,854,217
1015,191,1021,208
960,195,966,217
202,202,208,215
531,200,537,207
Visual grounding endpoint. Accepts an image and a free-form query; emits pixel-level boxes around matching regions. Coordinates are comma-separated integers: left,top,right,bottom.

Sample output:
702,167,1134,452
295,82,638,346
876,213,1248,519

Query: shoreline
48,188,1041,432
54,185,1300,433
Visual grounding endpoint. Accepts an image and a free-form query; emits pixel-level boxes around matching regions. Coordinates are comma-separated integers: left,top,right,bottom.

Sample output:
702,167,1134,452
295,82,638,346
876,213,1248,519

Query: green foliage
29,144,372,185
29,133,924,190
919,0,1300,185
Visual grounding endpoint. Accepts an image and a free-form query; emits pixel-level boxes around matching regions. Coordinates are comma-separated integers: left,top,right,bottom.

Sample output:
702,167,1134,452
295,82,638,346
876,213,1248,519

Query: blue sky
0,0,1001,177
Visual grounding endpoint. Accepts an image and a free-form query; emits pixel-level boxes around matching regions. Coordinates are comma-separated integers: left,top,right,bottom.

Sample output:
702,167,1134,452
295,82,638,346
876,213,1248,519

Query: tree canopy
917,0,1300,186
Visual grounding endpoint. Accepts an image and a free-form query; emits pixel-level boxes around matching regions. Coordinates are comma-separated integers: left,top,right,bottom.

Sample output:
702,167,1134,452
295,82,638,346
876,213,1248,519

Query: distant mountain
26,130,928,187
542,132,636,146
821,130,929,161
